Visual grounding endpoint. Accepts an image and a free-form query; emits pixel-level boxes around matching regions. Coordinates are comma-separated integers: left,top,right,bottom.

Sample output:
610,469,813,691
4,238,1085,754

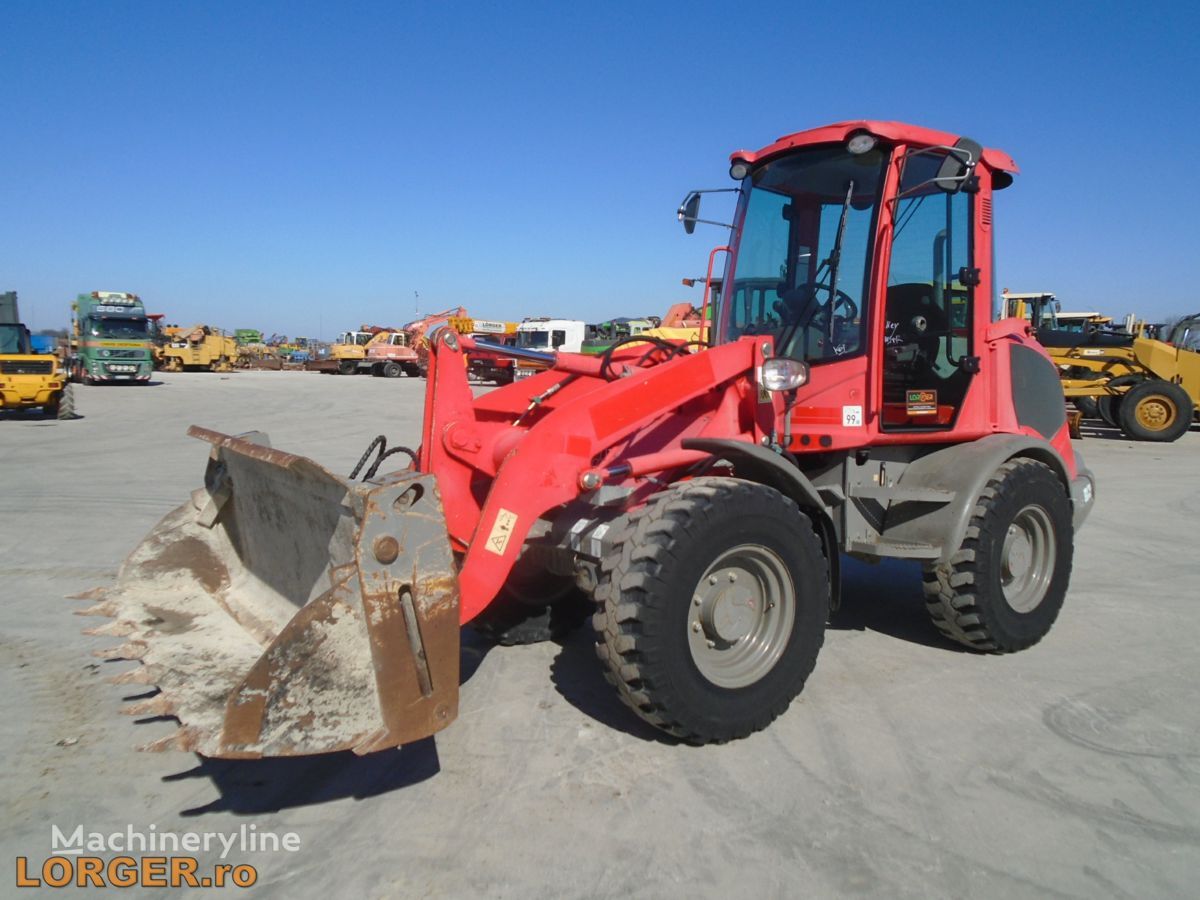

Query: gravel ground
1,371,1197,898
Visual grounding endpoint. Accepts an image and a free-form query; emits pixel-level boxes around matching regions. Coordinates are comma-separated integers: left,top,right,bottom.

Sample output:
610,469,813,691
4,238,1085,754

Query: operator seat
884,283,946,371
882,283,971,422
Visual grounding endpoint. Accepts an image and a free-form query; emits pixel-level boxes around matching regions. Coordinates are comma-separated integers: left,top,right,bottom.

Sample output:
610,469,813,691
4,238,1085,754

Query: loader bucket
79,427,461,758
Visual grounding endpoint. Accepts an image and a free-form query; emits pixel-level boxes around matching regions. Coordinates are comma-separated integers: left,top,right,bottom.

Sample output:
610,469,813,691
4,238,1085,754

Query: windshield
0,324,31,354
88,316,149,339
518,330,549,348
720,144,888,361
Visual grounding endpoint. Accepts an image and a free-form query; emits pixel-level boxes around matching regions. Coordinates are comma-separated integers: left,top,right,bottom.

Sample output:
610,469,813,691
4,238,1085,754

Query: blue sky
2,0,1196,335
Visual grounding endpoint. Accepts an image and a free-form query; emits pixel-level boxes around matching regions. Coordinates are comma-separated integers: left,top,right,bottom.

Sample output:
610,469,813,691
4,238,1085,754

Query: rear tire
469,551,589,646
1117,379,1193,442
592,477,828,743
923,459,1072,653
1096,395,1121,428
338,360,357,375
1073,396,1099,419
381,361,402,378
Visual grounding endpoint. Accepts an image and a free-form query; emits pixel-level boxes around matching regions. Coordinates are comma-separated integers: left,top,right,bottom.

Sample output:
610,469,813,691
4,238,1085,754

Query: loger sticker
906,389,938,416
485,509,519,555
842,405,863,427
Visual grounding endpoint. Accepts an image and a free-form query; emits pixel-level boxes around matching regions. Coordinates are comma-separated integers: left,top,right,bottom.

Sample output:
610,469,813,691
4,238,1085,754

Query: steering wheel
775,282,859,326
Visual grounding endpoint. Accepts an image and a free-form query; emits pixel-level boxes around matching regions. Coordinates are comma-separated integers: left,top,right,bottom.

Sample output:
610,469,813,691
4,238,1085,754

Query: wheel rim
1134,395,1175,431
687,544,795,689
1000,505,1056,613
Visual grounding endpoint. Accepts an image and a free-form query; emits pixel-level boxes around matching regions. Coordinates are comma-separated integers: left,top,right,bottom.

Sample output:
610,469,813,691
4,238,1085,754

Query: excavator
307,326,394,375
364,308,467,377
82,121,1094,759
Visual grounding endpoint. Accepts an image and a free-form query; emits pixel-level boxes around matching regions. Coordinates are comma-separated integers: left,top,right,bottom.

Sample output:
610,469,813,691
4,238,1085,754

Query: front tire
923,459,1073,653
592,477,828,743
381,361,403,378
338,360,358,375
50,384,75,420
1117,379,1193,442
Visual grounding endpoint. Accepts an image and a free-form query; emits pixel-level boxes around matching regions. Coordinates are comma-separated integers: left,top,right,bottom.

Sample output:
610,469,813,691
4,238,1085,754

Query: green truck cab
69,292,154,384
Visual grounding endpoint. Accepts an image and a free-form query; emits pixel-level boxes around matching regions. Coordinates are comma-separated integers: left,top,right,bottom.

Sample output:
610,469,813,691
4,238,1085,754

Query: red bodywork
414,121,1076,625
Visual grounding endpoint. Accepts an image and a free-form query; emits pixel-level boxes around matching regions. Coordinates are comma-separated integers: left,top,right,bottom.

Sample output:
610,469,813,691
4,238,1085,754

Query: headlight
847,132,877,155
761,358,810,392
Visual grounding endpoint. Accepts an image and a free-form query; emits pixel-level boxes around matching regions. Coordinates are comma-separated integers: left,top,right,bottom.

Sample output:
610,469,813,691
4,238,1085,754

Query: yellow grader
1005,293,1197,441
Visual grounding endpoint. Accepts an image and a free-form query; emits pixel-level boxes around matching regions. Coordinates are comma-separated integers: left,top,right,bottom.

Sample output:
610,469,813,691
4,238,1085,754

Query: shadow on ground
549,628,675,745
830,555,965,652
1074,417,1200,442
168,739,441,816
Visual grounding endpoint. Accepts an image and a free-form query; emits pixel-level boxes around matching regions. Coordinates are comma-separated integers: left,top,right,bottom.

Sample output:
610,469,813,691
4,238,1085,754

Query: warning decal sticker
485,508,519,555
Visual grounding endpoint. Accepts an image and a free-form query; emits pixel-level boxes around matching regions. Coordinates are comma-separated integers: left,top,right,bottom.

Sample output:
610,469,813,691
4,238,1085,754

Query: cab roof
732,120,1018,174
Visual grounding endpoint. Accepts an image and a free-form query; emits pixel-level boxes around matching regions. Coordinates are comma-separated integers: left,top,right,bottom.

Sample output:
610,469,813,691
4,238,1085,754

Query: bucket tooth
68,587,108,601
93,641,148,661
83,620,137,638
122,695,177,717
75,600,120,618
109,665,155,686
138,727,206,754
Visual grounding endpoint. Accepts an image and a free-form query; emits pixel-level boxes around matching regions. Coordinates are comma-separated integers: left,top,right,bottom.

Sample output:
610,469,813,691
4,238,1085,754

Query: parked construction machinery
306,327,394,374
1,291,74,419
1163,314,1200,352
83,121,1094,760
159,325,239,372
365,308,466,377
1006,292,1197,441
581,317,660,355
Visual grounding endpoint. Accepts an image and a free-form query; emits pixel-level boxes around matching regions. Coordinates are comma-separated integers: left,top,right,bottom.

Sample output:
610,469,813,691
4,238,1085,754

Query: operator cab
681,122,1016,437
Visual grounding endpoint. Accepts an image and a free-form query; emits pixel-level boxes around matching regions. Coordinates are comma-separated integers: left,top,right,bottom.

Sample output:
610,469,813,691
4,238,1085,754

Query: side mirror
678,192,701,234
935,138,983,193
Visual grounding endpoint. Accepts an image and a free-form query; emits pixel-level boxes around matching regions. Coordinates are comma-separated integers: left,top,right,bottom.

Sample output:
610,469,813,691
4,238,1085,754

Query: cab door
881,153,976,431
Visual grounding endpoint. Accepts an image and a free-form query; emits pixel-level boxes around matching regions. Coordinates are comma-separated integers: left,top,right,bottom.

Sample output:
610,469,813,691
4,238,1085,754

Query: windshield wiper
825,179,854,342
776,179,856,355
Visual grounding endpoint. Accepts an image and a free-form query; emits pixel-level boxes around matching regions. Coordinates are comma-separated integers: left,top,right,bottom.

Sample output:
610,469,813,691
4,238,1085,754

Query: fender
884,433,1074,563
682,438,841,611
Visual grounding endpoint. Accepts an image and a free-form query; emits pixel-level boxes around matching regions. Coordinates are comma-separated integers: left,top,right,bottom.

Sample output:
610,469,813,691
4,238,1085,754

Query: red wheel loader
82,121,1095,758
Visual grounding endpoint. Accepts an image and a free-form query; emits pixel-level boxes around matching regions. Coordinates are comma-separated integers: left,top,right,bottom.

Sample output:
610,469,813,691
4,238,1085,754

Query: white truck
513,318,586,378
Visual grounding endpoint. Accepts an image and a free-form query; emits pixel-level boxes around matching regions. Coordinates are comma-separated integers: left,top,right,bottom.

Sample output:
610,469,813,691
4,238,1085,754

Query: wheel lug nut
706,640,716,648
708,575,718,585
692,622,701,632
693,596,702,606
728,572,737,582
